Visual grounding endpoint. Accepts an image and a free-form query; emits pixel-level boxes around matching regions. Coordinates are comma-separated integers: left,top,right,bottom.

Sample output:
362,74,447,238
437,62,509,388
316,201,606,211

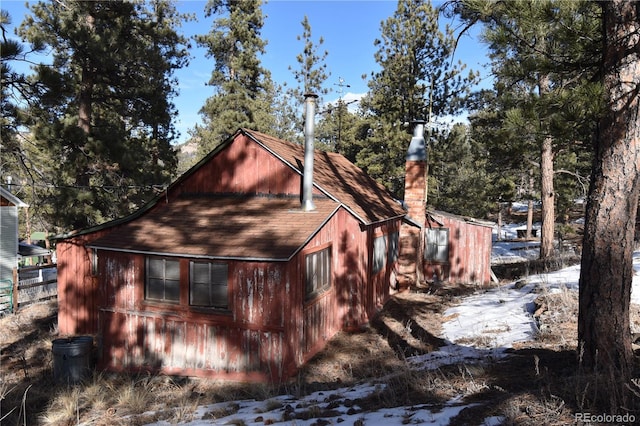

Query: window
372,235,387,274
190,261,228,309
146,257,180,303
91,248,98,276
372,232,399,275
387,232,399,264
425,228,449,262
305,246,331,299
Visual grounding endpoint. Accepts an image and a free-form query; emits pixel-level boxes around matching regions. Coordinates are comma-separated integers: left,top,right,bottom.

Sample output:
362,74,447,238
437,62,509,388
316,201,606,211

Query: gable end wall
174,134,319,197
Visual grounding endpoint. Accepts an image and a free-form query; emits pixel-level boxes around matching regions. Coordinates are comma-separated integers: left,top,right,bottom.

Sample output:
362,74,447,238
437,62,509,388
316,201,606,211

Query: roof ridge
177,192,331,201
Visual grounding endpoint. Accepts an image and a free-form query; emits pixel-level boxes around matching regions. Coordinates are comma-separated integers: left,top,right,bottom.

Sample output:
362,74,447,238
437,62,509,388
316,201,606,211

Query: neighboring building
423,210,493,285
0,186,27,287
398,122,493,289
55,120,406,381
18,241,52,267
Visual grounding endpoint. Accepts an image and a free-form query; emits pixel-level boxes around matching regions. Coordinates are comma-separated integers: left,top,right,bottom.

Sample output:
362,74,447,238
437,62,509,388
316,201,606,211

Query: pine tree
578,0,640,408
19,0,188,231
428,123,496,218
1,11,21,147
360,0,478,197
284,15,331,145
456,0,600,258
270,85,299,142
289,15,330,101
194,0,274,155
456,0,639,408
316,99,363,155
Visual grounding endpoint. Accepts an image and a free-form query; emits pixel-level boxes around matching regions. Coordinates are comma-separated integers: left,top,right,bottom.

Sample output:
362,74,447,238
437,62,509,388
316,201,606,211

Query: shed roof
18,241,51,257
427,209,495,229
90,196,340,261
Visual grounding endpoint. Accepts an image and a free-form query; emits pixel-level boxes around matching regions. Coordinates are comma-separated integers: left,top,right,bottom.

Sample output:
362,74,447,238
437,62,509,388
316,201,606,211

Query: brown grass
1,281,639,425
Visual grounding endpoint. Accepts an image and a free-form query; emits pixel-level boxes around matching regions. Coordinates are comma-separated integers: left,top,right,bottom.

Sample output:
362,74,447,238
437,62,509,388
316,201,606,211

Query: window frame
145,256,181,304
304,245,332,301
189,261,229,310
372,231,400,275
424,227,449,263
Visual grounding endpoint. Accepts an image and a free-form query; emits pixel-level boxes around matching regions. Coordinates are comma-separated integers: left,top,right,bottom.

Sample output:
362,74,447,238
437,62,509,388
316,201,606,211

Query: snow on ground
145,223,640,426
491,221,541,264
181,391,487,426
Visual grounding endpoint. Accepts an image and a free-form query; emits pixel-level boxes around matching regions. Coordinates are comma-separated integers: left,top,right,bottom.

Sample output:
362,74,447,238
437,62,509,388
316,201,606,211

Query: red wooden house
423,209,493,285
56,110,493,382
55,124,405,382
398,121,493,289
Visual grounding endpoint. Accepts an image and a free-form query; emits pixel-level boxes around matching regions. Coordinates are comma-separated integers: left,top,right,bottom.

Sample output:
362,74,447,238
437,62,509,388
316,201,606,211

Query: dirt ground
1,283,639,425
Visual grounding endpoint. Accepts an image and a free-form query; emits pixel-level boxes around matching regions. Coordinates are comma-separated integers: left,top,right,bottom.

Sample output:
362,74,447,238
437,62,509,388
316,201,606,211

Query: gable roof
58,128,405,242
0,186,28,208
242,129,405,224
90,196,340,261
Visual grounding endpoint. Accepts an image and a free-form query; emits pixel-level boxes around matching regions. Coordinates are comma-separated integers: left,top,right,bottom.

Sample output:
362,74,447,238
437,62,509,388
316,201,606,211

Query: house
20,231,54,266
55,105,493,381
1,186,28,288
55,97,406,382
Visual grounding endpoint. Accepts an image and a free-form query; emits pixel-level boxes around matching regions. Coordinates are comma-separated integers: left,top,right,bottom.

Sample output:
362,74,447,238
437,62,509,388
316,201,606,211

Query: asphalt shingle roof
84,129,406,259
244,129,405,224
90,196,340,261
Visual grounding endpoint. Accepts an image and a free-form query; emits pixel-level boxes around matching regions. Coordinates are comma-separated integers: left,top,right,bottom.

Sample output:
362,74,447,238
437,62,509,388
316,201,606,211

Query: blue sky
3,0,490,143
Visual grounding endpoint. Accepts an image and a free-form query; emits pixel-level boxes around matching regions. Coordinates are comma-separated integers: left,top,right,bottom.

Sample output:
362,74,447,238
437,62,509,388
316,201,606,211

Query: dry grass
528,284,579,350
1,280,639,425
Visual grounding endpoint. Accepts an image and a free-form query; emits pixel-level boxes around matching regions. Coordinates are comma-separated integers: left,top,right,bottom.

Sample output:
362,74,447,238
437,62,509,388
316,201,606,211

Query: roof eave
427,209,495,228
86,245,291,262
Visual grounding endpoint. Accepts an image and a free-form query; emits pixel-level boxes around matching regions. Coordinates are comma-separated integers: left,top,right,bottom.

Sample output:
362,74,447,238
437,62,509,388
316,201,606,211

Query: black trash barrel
52,336,93,384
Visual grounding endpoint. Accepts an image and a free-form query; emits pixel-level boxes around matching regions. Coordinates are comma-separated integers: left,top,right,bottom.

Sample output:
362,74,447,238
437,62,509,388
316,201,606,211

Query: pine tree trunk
539,135,555,259
537,54,556,260
577,0,640,405
526,169,534,239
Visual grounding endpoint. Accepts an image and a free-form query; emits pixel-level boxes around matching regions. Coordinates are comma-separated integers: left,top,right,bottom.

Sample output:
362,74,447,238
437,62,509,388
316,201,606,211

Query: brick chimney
398,121,427,290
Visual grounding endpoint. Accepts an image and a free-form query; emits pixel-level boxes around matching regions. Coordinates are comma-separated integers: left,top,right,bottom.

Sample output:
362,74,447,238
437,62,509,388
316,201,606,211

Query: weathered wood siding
101,312,286,381
97,252,291,381
174,134,321,197
424,215,492,285
293,209,399,365
57,233,108,335
59,210,402,381
294,209,346,365
368,221,401,317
